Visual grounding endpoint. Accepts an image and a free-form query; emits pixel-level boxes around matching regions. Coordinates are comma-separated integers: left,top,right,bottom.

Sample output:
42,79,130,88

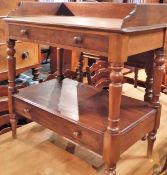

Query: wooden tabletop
5,16,123,32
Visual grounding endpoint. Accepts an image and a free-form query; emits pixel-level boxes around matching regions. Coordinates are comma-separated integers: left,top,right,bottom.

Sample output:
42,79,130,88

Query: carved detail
86,61,111,89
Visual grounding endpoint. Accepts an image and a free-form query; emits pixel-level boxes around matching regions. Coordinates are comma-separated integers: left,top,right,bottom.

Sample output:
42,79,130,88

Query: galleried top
4,2,167,32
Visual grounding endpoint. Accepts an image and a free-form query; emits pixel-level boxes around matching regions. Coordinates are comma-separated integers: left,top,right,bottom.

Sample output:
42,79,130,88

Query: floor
0,83,166,175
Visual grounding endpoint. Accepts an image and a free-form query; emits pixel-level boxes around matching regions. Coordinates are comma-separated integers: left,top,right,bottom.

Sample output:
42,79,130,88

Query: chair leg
134,67,138,88
32,67,40,81
147,130,156,159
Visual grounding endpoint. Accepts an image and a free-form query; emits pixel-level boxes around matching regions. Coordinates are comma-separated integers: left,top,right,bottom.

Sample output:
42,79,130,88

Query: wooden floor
0,84,167,175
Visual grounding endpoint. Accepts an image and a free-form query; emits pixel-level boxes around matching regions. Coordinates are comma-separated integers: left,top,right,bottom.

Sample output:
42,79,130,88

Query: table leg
162,65,167,94
77,52,84,82
147,48,165,158
56,48,64,80
7,39,17,139
32,67,40,81
144,55,154,102
103,62,124,175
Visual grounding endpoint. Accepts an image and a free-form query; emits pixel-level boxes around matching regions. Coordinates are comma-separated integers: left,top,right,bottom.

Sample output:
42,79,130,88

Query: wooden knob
23,108,30,113
22,51,29,59
20,29,28,36
73,131,81,137
73,36,83,44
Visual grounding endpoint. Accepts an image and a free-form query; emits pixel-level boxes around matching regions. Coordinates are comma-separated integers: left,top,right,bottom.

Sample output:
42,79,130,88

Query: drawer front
8,24,109,53
14,98,103,154
14,98,32,120
0,42,39,73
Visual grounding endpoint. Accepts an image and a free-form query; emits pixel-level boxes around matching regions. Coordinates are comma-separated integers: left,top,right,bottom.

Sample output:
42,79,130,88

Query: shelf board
13,78,156,134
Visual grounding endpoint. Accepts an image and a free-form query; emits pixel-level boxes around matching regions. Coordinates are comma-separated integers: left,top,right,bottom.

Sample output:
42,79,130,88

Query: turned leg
32,67,40,81
56,48,64,81
147,131,156,158
144,54,154,102
76,52,84,82
134,67,138,88
7,39,17,139
147,48,165,158
163,65,167,94
103,62,123,175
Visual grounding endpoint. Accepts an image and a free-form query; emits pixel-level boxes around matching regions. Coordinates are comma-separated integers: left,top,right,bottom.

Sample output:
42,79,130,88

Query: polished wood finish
13,79,156,154
5,2,166,174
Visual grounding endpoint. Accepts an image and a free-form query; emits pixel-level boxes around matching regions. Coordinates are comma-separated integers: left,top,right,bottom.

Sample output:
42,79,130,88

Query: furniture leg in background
162,64,167,93
147,48,165,158
7,39,17,139
32,67,40,81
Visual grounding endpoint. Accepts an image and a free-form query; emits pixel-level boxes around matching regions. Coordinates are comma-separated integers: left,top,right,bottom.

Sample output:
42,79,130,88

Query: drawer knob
22,51,29,59
73,36,83,44
23,108,30,113
73,131,81,137
20,29,28,36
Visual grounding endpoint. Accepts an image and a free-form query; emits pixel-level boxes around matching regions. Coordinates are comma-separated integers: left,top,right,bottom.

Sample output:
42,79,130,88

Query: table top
14,78,156,133
5,16,123,32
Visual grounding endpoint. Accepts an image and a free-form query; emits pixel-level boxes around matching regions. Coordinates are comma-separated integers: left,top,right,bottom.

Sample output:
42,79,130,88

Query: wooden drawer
0,42,39,80
14,98,103,154
8,24,109,53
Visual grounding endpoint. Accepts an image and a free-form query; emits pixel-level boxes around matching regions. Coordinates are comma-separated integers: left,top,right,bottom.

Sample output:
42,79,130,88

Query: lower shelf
13,78,156,154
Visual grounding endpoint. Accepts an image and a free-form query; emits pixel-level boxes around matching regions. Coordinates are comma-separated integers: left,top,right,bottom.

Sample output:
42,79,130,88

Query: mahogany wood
50,47,72,73
5,2,166,174
13,79,156,154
